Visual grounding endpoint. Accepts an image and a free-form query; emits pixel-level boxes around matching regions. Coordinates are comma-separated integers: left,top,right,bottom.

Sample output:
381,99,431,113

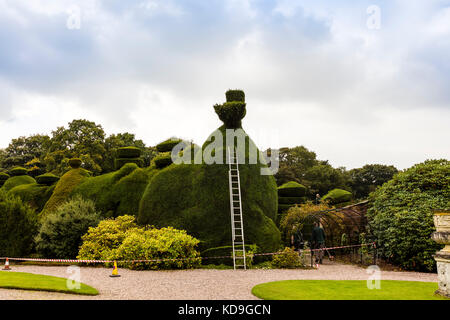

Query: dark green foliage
69,158,82,169
1,175,36,192
367,159,449,271
36,173,60,186
0,172,9,181
9,183,55,212
278,204,295,213
41,168,91,217
0,134,50,169
9,167,28,176
225,89,245,102
114,158,144,170
0,189,38,257
278,197,307,204
349,164,398,199
73,163,154,218
214,102,246,129
322,188,352,204
117,146,141,158
278,181,307,197
156,139,182,153
153,152,173,169
139,119,281,253
35,196,102,259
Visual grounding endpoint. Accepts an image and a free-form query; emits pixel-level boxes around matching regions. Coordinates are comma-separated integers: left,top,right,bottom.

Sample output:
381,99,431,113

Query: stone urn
431,210,450,298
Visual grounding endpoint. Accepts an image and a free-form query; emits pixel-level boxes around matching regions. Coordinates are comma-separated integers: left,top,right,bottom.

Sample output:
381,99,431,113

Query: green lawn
252,280,448,300
0,271,98,295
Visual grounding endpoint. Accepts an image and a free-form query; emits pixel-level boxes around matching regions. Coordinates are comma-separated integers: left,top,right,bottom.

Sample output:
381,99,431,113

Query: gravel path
0,262,437,300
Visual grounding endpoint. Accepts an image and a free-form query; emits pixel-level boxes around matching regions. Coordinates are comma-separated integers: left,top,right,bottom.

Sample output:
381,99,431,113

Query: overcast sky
0,0,449,170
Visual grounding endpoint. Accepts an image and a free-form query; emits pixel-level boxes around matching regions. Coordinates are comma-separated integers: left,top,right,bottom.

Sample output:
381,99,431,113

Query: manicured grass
0,271,98,295
252,280,448,300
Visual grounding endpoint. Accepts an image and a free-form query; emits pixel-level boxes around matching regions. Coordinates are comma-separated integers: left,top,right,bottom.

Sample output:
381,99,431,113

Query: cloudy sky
0,0,449,170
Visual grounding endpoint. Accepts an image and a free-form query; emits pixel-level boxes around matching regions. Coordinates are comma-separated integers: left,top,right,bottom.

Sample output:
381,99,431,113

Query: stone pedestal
431,210,450,298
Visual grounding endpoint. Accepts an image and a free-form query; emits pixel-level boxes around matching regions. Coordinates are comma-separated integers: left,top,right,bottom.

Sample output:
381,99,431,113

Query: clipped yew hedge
69,158,82,169
9,167,28,177
153,152,173,169
114,158,144,170
322,188,352,205
156,139,182,153
36,173,60,186
278,181,307,197
117,146,141,158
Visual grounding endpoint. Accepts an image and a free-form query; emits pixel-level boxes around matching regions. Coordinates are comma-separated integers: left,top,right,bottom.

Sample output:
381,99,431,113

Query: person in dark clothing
311,221,326,264
290,225,304,251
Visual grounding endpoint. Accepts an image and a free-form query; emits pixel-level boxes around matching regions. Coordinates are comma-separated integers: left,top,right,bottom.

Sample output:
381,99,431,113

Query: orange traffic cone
109,261,120,277
2,258,11,271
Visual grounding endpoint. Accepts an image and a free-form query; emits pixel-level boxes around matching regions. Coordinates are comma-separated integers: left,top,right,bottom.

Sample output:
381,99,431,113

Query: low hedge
322,188,352,205
1,175,36,192
69,158,82,169
117,146,141,158
225,89,245,102
9,167,28,176
114,158,144,170
153,152,173,169
36,173,60,186
156,139,182,153
278,181,307,197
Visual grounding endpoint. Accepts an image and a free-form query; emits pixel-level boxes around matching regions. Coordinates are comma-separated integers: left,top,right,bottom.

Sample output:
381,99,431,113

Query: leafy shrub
9,167,28,176
278,181,307,197
213,101,246,129
322,188,352,204
271,247,303,268
36,173,60,185
153,152,173,169
114,157,144,170
117,146,141,158
69,158,82,169
225,89,245,102
0,189,38,257
77,215,201,270
1,175,36,192
138,91,280,253
156,138,182,153
35,196,102,258
367,159,449,271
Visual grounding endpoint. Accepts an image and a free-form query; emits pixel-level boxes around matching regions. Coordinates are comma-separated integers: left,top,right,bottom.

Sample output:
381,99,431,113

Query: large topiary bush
72,163,154,218
138,90,281,253
35,196,102,258
77,215,201,270
367,159,450,271
0,189,38,257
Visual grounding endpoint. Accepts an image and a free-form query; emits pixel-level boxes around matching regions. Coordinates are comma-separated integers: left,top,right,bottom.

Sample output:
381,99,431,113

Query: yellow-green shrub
77,215,201,270
271,247,303,268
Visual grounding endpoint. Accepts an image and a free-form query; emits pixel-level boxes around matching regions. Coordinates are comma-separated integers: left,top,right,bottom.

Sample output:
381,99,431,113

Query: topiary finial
214,90,246,128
